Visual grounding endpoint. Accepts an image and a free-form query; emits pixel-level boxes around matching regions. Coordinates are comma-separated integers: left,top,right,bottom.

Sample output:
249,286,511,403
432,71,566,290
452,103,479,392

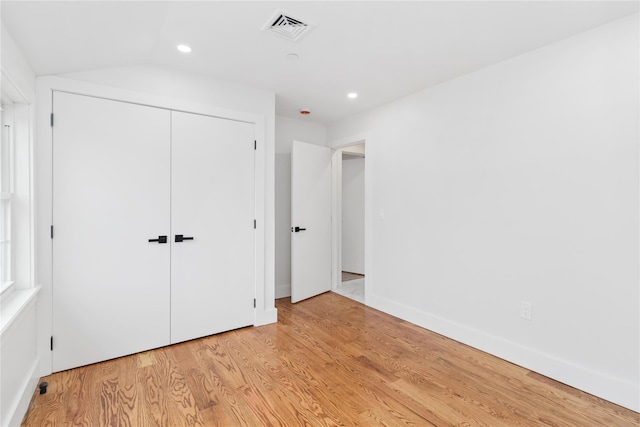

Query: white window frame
1,104,15,297
0,78,35,299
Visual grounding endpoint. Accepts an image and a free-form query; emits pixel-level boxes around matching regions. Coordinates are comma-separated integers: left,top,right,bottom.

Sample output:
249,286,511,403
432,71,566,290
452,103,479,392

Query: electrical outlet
520,302,532,320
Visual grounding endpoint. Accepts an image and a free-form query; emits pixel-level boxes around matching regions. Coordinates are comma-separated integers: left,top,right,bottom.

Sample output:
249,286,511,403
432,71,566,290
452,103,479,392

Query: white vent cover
262,10,316,42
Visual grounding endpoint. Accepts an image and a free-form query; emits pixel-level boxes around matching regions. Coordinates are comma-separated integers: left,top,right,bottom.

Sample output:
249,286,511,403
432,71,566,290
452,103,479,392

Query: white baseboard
275,283,291,299
366,293,639,412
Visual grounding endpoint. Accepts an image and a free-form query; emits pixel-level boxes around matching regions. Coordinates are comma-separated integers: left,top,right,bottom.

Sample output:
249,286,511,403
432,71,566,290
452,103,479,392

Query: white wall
274,116,327,298
62,66,273,118
275,116,327,154
0,25,40,427
1,27,35,102
328,14,639,411
1,294,38,427
341,156,365,275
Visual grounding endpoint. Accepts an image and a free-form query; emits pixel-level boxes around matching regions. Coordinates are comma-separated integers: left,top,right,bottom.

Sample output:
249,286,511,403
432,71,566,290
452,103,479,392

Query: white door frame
330,133,372,304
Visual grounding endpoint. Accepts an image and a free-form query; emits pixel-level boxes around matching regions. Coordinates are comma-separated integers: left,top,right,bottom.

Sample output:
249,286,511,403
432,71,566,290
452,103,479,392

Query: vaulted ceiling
2,1,638,123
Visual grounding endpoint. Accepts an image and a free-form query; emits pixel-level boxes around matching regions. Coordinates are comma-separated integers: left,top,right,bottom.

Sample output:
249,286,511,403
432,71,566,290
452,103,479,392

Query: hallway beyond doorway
334,271,364,303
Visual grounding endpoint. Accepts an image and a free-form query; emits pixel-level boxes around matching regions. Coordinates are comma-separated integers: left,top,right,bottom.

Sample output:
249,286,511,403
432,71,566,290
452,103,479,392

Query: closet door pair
52,92,255,372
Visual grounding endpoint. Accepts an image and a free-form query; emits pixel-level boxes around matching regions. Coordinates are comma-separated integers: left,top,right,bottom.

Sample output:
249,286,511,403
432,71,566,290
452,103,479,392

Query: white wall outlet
378,208,385,220
520,301,532,320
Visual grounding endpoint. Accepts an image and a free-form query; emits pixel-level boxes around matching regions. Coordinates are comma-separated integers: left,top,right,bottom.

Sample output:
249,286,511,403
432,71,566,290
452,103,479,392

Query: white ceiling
1,1,638,123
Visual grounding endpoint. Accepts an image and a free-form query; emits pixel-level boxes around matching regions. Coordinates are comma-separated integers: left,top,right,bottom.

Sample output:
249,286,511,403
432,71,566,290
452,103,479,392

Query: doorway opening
333,143,365,304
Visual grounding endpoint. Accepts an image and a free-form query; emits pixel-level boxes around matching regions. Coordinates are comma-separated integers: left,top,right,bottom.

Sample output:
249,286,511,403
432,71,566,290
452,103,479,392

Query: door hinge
50,225,54,239
253,298,256,308
254,140,257,150
254,219,256,229
50,336,53,351
50,113,54,127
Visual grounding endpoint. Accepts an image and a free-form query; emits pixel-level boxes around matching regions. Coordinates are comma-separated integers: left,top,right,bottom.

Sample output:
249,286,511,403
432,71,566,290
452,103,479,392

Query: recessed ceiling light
177,44,192,53
286,53,299,61
347,92,358,99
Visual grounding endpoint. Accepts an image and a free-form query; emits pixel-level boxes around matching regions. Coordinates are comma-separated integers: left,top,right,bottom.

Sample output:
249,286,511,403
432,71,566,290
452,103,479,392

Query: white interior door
291,140,332,303
52,92,171,372
170,112,255,344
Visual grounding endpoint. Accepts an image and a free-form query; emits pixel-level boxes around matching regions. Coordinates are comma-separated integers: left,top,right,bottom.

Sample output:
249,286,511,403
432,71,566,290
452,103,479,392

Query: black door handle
148,235,167,244
175,234,194,242
291,227,307,233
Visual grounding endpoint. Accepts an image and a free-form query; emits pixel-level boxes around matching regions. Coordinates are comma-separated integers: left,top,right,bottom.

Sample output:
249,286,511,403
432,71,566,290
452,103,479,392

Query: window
0,105,14,295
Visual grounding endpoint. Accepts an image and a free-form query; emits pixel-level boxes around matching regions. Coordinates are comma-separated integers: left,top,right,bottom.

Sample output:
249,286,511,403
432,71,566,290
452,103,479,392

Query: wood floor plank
21,293,640,426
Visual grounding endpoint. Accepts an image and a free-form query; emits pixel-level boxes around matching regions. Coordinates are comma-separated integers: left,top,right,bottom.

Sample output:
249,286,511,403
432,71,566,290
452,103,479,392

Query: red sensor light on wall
299,109,311,115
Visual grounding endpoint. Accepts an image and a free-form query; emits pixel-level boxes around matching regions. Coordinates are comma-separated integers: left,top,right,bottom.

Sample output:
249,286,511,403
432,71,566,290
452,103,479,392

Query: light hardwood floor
22,292,638,426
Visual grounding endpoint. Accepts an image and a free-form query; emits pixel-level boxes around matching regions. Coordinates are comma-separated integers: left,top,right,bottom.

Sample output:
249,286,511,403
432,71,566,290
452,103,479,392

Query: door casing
329,134,371,300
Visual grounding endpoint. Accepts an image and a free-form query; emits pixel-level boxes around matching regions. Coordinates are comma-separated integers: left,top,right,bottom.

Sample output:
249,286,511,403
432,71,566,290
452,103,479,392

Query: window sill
0,281,16,298
0,285,40,337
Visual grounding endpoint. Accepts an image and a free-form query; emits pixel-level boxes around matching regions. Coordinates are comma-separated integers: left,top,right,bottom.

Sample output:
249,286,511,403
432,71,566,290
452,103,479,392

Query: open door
291,140,332,303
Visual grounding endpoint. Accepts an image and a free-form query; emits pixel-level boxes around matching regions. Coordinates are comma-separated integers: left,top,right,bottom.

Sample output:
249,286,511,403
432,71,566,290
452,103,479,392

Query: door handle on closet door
291,227,306,232
175,235,194,243
148,235,168,244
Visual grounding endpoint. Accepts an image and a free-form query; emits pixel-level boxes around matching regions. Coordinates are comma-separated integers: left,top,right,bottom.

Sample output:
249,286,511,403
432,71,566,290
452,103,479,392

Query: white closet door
52,92,171,372
170,112,255,344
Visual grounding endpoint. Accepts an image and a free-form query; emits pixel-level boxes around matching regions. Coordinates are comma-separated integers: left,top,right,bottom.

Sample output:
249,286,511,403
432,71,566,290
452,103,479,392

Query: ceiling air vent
263,10,316,42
